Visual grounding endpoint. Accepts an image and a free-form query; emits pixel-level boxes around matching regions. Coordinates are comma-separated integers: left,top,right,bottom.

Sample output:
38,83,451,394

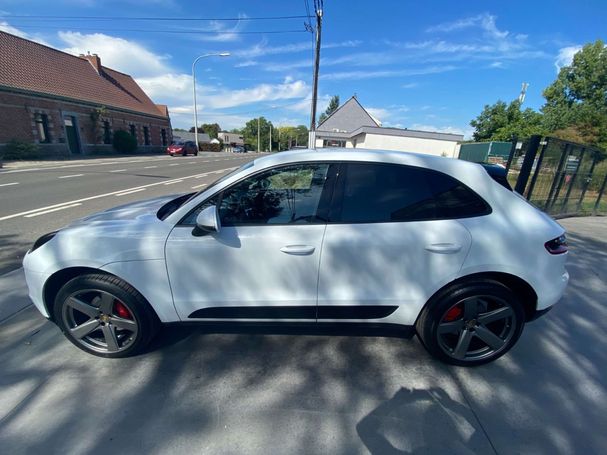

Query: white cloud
401,82,419,89
426,13,509,40
283,94,330,115
59,31,171,77
233,39,361,58
204,78,309,109
410,123,473,138
235,60,258,68
321,65,456,81
489,61,505,69
0,21,51,46
198,15,247,42
555,45,582,71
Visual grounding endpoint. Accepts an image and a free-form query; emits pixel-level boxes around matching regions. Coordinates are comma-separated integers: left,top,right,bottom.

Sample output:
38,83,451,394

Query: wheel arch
419,271,538,323
42,267,158,322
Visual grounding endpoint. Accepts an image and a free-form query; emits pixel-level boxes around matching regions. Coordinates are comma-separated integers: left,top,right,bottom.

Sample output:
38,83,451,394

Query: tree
241,117,273,151
542,40,607,150
470,100,545,142
200,123,221,139
276,125,309,151
318,95,340,125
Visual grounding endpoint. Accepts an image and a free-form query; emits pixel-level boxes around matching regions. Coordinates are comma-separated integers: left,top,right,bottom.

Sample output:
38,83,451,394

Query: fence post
592,173,607,216
559,147,585,213
526,138,548,201
514,135,541,195
545,143,570,212
505,135,518,173
576,151,598,213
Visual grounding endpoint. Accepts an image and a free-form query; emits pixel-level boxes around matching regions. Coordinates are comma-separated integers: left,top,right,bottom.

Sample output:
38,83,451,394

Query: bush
1,139,42,160
112,130,138,154
200,142,222,153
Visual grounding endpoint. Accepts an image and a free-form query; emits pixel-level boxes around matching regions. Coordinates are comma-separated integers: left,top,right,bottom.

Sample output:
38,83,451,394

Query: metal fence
505,135,607,217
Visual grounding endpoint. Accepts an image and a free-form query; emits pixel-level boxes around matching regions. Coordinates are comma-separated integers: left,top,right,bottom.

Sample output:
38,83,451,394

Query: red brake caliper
443,305,463,322
114,300,132,319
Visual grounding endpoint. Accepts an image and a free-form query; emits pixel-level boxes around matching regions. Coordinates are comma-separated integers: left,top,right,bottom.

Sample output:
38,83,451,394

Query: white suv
23,149,569,366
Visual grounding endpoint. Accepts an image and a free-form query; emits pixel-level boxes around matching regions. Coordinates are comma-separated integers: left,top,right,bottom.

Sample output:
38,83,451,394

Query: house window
103,121,111,144
129,124,137,144
323,139,346,147
143,126,150,145
35,113,51,143
161,128,167,146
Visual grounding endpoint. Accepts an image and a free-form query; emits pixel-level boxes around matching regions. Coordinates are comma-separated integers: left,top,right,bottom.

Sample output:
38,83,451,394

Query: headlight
31,231,58,252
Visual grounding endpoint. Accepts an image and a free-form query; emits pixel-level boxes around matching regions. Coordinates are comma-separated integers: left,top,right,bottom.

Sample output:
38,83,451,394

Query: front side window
35,113,50,143
332,163,490,223
219,163,331,225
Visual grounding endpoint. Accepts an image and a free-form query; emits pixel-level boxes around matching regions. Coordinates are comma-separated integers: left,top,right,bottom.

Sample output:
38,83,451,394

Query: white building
315,96,463,157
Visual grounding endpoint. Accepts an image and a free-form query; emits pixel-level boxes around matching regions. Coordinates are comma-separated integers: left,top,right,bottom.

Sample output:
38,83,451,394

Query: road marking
169,163,180,166
110,169,127,173
143,165,158,169
0,182,19,187
0,165,244,222
164,180,183,185
58,174,84,179
115,188,146,196
24,203,82,218
191,183,208,189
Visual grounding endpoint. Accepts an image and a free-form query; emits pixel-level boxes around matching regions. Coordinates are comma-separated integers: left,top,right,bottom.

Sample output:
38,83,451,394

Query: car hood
70,193,184,225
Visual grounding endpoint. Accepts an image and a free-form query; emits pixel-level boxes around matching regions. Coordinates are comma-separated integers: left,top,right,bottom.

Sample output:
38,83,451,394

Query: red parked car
167,141,198,156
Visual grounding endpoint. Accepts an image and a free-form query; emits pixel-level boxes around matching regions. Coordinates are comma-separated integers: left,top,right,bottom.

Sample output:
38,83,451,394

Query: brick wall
0,90,172,155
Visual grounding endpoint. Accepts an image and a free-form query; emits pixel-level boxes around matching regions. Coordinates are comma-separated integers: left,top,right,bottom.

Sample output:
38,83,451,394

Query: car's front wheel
53,274,159,358
416,279,525,366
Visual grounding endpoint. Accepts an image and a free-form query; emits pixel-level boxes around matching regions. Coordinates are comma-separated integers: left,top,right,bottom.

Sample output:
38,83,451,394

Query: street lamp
192,52,230,151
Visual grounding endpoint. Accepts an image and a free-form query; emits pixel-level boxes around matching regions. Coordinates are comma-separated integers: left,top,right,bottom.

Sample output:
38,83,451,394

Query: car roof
252,147,480,175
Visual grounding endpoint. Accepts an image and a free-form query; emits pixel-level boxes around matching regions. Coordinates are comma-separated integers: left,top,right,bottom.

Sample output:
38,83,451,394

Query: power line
11,25,307,35
0,14,309,22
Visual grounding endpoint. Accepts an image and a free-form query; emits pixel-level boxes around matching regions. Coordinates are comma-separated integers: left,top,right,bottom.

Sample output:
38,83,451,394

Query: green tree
199,123,221,139
542,40,607,150
242,117,273,151
318,95,340,125
276,125,309,151
470,100,545,141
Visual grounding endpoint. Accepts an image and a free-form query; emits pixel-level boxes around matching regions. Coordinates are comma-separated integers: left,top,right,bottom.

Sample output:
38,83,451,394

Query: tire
415,279,525,366
53,273,160,358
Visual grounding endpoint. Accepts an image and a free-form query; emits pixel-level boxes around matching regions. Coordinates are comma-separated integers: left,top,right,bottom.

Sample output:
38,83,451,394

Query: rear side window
332,162,490,223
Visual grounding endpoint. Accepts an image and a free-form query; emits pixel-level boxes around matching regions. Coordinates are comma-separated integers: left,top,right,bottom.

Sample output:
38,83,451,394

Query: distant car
232,146,246,153
23,148,568,366
167,141,197,156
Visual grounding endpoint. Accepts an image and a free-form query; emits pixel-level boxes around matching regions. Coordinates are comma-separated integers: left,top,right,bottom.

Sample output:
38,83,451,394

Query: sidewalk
0,153,166,170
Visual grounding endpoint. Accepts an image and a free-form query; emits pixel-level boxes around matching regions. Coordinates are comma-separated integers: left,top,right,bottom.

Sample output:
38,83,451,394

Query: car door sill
187,305,399,320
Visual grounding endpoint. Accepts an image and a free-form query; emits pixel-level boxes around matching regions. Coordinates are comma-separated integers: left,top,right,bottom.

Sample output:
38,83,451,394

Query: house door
64,115,81,154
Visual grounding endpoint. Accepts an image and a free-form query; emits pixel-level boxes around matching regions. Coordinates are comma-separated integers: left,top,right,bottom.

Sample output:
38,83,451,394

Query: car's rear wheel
53,274,159,358
416,280,525,366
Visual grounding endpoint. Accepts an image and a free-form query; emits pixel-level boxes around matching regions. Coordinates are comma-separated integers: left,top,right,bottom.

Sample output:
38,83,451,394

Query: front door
166,162,336,320
64,115,81,154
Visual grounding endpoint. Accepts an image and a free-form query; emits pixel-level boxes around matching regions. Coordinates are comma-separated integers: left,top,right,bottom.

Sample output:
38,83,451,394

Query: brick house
0,31,172,157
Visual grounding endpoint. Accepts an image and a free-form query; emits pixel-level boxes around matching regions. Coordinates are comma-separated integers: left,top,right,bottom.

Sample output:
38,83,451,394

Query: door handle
280,245,315,255
425,243,462,254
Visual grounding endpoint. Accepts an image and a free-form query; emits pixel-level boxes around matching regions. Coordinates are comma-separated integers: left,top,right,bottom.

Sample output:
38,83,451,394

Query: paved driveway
0,216,605,454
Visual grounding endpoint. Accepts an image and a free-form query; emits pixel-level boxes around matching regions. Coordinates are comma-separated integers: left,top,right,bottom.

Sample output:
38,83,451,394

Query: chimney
83,53,103,74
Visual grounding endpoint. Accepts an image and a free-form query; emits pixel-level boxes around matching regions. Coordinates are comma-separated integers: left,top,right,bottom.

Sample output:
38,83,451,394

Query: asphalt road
0,152,261,274
0,214,605,454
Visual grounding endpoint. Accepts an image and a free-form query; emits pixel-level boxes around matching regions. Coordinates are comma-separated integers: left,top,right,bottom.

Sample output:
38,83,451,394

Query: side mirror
193,205,221,236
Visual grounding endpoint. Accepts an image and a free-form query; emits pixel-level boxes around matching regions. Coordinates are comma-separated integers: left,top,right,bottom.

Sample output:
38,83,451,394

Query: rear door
317,162,482,325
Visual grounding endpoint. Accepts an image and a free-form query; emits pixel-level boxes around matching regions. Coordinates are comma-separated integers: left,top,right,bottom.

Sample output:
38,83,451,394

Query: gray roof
172,131,210,143
318,125,463,142
317,96,380,132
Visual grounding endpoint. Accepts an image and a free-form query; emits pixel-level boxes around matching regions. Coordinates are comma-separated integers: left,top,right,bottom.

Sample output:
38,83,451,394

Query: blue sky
1,0,605,137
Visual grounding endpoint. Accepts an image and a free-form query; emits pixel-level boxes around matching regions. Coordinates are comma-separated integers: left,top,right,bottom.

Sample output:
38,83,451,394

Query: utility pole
269,123,272,152
257,117,261,153
308,0,323,150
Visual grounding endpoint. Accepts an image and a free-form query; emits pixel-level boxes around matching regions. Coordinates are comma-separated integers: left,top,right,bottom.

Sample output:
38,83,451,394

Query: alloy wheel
61,289,139,354
436,295,516,362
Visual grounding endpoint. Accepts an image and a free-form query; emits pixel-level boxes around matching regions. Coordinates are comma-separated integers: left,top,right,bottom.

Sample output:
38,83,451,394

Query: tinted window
427,171,490,218
333,163,489,223
219,164,330,225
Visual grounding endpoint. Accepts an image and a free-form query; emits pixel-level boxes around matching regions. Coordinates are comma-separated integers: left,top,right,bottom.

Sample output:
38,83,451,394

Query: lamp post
192,52,230,151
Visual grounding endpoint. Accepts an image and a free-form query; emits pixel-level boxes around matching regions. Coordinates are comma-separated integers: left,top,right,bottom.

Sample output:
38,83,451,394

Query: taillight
545,235,568,255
